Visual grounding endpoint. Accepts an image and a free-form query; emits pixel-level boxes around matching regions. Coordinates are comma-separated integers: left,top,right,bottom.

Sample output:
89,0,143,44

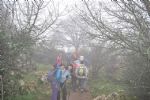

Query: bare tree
112,0,150,17
1,0,59,38
52,16,91,50
80,0,150,56
0,0,61,98
79,0,150,99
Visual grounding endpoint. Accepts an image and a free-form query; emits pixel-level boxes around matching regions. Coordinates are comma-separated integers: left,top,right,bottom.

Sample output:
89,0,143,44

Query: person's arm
47,71,50,81
85,67,88,78
47,71,54,82
75,68,79,78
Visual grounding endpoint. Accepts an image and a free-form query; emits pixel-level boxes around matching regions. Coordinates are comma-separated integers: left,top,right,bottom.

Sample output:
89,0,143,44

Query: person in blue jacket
57,64,71,100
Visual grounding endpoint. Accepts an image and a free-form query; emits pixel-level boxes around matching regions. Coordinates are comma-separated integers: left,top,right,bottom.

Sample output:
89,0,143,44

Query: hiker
57,64,71,100
54,53,63,68
70,60,80,92
69,50,80,92
47,66,60,100
75,56,88,92
47,56,62,100
79,56,89,67
72,49,79,61
66,52,72,66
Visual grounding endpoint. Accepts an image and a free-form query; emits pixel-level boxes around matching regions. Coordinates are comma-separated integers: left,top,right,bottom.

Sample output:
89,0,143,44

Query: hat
80,56,84,61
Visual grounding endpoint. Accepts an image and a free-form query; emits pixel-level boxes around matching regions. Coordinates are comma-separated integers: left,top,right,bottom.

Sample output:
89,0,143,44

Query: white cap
80,56,84,61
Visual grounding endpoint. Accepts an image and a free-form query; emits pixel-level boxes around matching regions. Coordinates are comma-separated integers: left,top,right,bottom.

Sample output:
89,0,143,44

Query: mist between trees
0,0,150,100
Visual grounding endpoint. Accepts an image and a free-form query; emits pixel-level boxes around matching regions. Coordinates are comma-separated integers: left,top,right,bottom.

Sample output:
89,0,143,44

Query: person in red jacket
56,54,62,65
67,49,80,92
54,53,63,68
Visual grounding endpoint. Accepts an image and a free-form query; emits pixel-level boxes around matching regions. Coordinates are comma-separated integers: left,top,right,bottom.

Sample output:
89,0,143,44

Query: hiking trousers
78,78,87,90
51,81,59,100
71,75,77,91
57,82,67,100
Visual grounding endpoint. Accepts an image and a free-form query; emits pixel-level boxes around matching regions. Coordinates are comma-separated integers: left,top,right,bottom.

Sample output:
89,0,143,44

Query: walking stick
0,75,3,100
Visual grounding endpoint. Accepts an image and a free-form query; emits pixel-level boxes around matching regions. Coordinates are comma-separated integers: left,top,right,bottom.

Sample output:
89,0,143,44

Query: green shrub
89,79,124,97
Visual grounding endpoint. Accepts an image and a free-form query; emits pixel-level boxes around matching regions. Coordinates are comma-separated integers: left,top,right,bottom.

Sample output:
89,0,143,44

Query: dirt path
68,91,93,100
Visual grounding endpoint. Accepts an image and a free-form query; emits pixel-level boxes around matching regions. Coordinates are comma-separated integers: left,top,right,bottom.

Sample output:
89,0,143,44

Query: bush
89,79,124,97
123,53,150,100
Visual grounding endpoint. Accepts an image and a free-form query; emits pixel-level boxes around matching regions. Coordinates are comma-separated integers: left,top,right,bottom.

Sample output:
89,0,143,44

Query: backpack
77,64,87,77
55,67,62,82
47,68,62,82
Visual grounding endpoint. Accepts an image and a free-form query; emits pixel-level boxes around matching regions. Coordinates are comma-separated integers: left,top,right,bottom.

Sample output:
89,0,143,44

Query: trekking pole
0,75,3,100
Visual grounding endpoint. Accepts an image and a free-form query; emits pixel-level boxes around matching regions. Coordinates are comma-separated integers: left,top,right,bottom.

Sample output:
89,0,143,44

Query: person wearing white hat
76,56,89,92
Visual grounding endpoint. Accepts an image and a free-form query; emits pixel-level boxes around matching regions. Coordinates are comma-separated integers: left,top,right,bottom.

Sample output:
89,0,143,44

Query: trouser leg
72,76,77,91
57,90,60,100
62,83,67,100
79,78,86,90
83,79,87,91
51,82,59,100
